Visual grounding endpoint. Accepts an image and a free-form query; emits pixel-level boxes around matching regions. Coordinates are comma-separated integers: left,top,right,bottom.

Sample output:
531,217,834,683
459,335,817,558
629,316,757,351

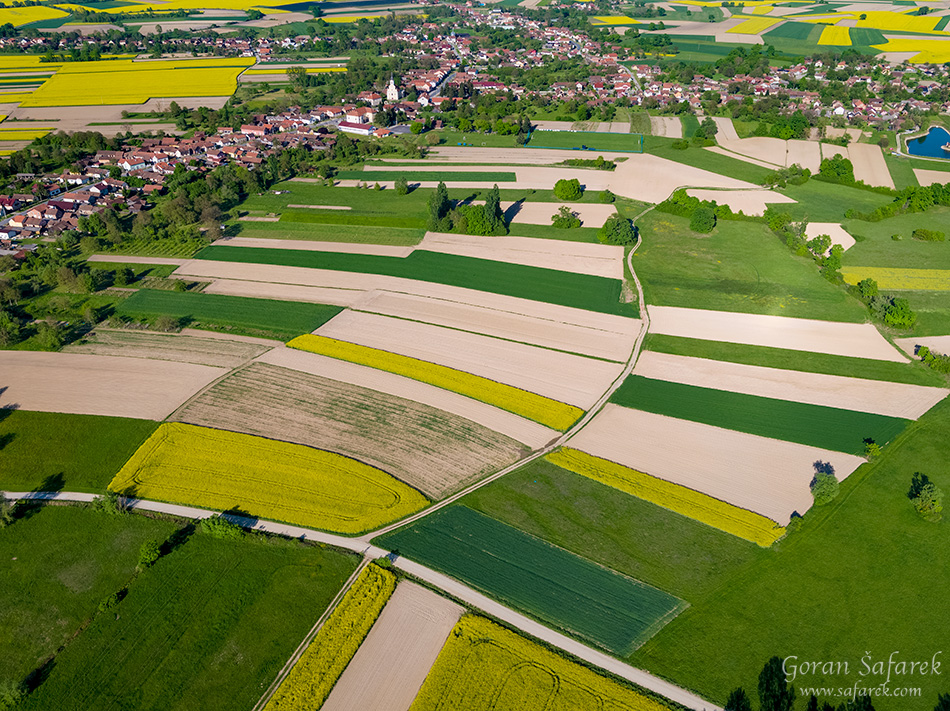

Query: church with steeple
386,76,401,102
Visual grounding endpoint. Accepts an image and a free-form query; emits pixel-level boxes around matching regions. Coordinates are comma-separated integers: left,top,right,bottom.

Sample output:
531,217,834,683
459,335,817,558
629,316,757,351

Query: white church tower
386,76,401,102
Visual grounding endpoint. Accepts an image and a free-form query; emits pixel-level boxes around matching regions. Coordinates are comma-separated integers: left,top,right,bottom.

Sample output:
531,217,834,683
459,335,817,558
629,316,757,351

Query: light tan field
648,305,905,361
238,216,280,221
173,362,528,499
201,278,363,306
805,222,855,251
684,188,795,216
418,231,623,279
179,328,280,346
354,290,638,362
502,201,619,229
820,143,849,161
712,117,739,141
314,310,626,409
568,404,866,524
426,146,634,164
174,259,636,333
705,145,781,170
321,582,463,711
913,168,950,187
786,139,822,172
847,143,894,189
211,236,414,257
532,120,628,133
256,347,558,447
634,350,948,419
286,203,352,209
649,116,683,138
894,335,950,357
717,137,822,170
0,351,227,420
64,329,271,368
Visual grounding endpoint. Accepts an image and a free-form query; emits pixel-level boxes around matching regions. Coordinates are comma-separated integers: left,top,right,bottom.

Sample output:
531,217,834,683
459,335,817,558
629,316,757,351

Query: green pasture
777,181,893,222
527,130,644,152
843,207,950,270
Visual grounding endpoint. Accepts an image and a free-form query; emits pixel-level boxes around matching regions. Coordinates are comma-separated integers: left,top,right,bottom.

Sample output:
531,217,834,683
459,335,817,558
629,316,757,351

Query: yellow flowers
818,26,852,46
109,423,428,534
288,334,583,431
265,564,396,711
244,67,346,75
591,15,639,24
20,57,254,107
841,266,950,291
0,128,53,141
0,5,68,26
726,15,783,34
547,448,786,547
411,615,672,711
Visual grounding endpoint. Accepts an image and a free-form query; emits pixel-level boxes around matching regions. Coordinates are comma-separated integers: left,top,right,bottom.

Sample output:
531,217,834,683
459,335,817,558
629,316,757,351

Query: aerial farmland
2,2,950,710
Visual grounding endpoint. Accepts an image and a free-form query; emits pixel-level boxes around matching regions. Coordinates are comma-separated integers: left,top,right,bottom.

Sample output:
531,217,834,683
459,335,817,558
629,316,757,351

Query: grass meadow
843,207,950,270
633,398,950,710
18,518,357,711
632,211,868,322
610,375,909,454
377,505,686,654
117,289,342,340
778,180,893,222
0,410,157,492
527,130,644,152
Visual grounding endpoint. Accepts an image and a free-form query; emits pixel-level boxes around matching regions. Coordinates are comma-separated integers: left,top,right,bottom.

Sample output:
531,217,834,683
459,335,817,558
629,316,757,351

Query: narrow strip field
312,311,625,410
109,423,429,534
648,305,905,361
191,246,631,317
65,329,272,368
568,404,867,524
841,266,950,291
201,278,363,307
377,506,686,655
288,334,584,431
0,351,227,420
173,362,529,499
265,564,395,711
322,582,463,711
548,449,786,546
610,375,909,454
213,236,414,257
354,290,638,362
418,232,624,279
633,351,948,419
410,616,675,711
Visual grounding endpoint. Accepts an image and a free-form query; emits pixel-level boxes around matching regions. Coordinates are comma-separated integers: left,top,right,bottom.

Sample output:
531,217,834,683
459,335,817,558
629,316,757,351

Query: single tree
725,687,753,711
0,493,15,528
908,472,944,522
759,656,796,711
934,692,950,711
137,539,161,570
395,176,409,195
690,206,716,233
810,461,840,505
599,215,637,245
552,206,581,229
554,178,583,201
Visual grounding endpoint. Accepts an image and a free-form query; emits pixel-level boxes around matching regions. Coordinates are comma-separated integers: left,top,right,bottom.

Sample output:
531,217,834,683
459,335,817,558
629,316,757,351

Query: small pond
906,126,950,160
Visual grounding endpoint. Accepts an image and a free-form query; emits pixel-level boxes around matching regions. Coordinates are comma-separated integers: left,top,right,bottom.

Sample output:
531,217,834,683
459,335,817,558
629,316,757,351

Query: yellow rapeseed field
265,564,396,711
411,615,672,711
288,334,583,431
726,15,782,34
109,423,428,534
321,14,391,22
244,67,346,75
841,266,950,291
818,25,852,46
112,0,290,12
547,448,786,547
0,128,53,140
872,38,950,63
0,5,69,26
20,57,254,107
591,15,639,24
752,5,773,14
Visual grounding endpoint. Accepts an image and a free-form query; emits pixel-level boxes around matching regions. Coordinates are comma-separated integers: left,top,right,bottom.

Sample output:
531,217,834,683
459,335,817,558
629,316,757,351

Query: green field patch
632,211,867,322
279,209,426,229
194,246,633,317
763,21,816,40
235,220,425,245
0,410,157,492
644,333,947,387
377,506,686,654
527,130,643,152
849,26,887,46
611,375,909,454
642,135,774,182
882,152,919,190
0,506,179,685
843,206,950,270
777,180,893,222
335,170,517,182
901,289,950,337
116,289,342,340
19,523,357,711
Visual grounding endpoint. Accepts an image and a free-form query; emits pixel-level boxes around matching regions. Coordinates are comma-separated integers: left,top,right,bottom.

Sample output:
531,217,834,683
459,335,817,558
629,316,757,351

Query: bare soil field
820,143,849,161
355,290,637,362
315,310,626,409
684,188,795,216
648,305,906,361
179,328,281,346
913,168,950,187
175,259,636,332
258,346,557,446
173,361,528,498
568,404,866,524
321,582,463,711
847,143,894,189
201,278,363,306
532,120,627,132
649,116,683,139
428,146,633,164
0,351,227,420
286,204,351,210
805,222,855,251
500,201,618,229
634,351,948,419
786,140,822,173
894,335,950,357
211,237,413,257
705,146,781,170
64,329,272,368
711,117,739,142
418,231,623,279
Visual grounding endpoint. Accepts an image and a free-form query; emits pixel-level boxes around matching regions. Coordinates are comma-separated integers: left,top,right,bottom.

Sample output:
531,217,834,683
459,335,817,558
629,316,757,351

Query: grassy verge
234,220,425,245
0,410,157,492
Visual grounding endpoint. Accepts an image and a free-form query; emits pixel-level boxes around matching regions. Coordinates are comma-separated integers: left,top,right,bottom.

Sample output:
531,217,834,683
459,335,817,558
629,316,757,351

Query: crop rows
265,564,396,711
288,334,583,431
547,448,785,547
411,615,674,711
109,423,428,534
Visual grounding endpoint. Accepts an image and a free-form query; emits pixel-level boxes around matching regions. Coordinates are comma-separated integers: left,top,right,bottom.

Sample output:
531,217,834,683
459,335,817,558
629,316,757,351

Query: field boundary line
250,556,372,711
